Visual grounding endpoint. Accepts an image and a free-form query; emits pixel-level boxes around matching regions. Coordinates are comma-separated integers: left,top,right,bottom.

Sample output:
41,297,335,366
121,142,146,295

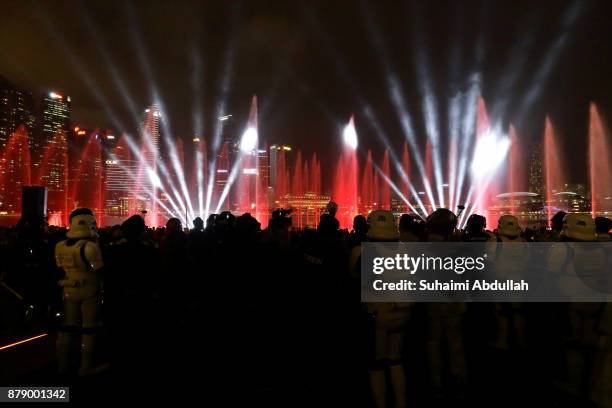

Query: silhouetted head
466,214,486,234
268,211,291,232
398,214,415,233
217,211,235,226
353,214,368,234
318,214,337,236
551,211,568,232
206,214,217,229
121,215,145,241
236,213,261,234
15,216,45,239
166,218,182,234
326,201,338,217
426,208,457,237
193,217,204,231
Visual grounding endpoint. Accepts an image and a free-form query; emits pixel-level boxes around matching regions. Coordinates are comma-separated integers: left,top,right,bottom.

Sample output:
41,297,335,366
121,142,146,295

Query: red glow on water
507,125,525,214
476,97,490,137
588,103,612,217
35,130,68,226
333,117,359,228
69,130,104,225
292,150,303,197
373,172,380,211
235,96,264,223
425,140,433,207
380,150,391,210
309,153,321,194
303,159,310,196
544,116,565,226
401,142,411,200
361,150,373,213
473,97,497,227
3,92,609,231
275,149,288,199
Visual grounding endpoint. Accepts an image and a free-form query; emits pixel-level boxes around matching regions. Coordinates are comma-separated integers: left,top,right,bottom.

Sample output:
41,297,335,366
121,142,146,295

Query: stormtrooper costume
55,209,103,375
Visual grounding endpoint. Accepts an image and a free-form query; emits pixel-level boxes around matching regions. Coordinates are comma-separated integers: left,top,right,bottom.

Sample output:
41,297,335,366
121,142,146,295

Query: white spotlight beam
122,131,188,217
362,105,429,216
514,1,582,124
191,47,205,140
360,7,437,211
371,160,422,217
304,6,430,216
388,74,437,211
122,133,185,217
77,3,141,126
35,6,129,134
447,93,461,213
454,78,480,211
214,155,244,214
111,150,180,221
409,2,445,208
126,4,196,221
445,3,465,214
459,130,511,229
205,39,236,219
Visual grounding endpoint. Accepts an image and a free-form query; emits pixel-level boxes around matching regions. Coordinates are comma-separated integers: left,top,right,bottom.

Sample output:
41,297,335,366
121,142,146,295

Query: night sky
1,0,612,183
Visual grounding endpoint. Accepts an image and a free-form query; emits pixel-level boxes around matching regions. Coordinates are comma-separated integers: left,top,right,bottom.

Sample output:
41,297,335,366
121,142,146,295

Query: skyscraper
257,147,270,190
137,105,161,225
269,144,291,200
39,91,70,224
103,132,139,221
0,76,36,147
0,76,36,215
269,145,291,190
141,105,161,167
213,114,235,210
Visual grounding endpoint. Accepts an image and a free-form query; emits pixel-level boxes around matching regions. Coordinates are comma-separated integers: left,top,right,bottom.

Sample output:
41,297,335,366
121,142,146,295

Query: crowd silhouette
1,204,611,406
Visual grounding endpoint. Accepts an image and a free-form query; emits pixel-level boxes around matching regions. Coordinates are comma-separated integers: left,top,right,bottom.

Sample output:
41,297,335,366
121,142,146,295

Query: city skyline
0,76,609,229
1,0,612,229
2,0,612,181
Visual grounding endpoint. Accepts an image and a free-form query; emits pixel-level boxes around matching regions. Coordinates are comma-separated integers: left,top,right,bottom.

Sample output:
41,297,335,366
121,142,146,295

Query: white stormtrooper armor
55,210,103,375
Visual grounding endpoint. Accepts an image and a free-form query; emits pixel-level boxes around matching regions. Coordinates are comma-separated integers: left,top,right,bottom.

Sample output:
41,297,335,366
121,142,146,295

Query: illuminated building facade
549,191,590,214
269,144,292,203
213,114,235,209
0,76,35,147
135,105,161,223
258,147,270,189
489,192,546,228
39,92,70,223
279,192,330,229
0,76,36,214
103,133,138,221
269,144,291,189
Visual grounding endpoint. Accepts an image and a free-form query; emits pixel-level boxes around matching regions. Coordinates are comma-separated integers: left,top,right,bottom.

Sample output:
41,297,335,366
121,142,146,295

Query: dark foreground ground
1,304,585,407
